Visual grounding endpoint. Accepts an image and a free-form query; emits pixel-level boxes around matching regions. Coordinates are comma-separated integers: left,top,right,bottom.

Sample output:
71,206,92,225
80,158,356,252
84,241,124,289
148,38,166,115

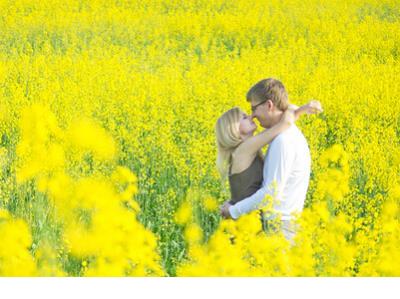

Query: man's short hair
246,78,289,111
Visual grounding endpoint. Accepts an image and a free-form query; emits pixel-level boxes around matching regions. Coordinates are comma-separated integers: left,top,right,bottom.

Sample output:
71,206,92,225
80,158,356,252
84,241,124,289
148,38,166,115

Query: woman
215,100,322,210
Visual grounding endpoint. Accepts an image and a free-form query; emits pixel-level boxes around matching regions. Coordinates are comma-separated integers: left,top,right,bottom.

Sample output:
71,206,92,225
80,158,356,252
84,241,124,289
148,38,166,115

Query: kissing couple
215,78,323,242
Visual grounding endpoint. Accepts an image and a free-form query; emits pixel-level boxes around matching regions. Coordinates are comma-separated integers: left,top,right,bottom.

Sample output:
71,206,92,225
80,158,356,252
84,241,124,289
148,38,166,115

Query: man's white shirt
229,124,311,220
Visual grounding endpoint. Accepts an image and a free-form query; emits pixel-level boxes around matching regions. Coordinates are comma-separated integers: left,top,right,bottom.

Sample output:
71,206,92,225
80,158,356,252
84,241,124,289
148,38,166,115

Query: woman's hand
303,100,323,114
292,100,323,120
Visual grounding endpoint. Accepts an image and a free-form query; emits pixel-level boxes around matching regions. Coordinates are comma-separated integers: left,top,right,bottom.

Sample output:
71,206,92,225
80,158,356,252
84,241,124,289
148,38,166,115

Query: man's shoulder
271,125,307,148
272,125,296,143
268,130,292,154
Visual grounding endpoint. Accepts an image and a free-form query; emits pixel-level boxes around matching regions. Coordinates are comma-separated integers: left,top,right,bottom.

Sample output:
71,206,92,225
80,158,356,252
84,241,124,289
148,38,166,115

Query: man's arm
228,135,295,219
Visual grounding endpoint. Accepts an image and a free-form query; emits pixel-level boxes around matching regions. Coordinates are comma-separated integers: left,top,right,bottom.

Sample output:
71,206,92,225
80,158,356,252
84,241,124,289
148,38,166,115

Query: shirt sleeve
229,135,295,219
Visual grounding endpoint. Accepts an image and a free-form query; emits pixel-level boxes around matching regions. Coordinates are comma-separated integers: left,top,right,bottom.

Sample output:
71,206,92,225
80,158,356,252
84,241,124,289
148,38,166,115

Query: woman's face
239,113,257,136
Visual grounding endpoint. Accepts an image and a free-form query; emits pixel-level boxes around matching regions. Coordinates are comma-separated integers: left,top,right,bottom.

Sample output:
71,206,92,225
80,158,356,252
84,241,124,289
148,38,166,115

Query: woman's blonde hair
215,107,244,180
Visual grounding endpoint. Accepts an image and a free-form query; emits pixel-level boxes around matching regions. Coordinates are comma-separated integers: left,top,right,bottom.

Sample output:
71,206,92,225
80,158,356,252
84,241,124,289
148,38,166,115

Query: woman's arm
234,100,323,158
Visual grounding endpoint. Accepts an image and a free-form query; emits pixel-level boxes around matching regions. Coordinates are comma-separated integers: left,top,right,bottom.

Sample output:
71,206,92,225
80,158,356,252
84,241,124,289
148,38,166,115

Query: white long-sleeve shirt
229,124,311,221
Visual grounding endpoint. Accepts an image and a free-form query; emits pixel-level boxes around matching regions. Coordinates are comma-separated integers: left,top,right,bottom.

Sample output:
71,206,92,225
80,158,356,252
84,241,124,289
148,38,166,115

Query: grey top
228,154,264,205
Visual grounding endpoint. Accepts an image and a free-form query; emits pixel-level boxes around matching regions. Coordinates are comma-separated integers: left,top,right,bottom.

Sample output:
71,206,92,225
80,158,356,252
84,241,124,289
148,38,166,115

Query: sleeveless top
228,154,264,205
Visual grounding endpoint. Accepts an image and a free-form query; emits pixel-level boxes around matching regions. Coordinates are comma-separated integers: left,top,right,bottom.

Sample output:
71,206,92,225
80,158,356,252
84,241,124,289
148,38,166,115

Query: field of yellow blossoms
0,0,399,276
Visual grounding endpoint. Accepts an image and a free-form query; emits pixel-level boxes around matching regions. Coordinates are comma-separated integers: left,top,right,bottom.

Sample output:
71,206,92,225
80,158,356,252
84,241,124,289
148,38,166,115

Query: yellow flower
203,197,218,211
66,118,116,161
174,201,192,225
184,224,203,244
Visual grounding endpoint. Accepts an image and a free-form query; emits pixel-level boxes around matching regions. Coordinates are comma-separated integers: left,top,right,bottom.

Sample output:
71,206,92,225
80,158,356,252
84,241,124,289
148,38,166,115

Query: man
220,78,312,242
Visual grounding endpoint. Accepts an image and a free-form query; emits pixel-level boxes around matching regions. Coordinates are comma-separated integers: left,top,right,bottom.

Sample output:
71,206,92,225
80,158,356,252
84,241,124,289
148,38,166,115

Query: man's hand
220,201,233,219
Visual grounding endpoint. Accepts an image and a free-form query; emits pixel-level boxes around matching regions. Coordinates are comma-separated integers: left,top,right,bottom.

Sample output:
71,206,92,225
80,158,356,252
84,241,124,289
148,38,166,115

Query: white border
0,278,399,299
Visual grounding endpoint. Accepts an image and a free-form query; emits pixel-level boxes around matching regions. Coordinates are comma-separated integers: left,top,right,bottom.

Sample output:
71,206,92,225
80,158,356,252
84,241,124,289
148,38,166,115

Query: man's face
250,99,274,128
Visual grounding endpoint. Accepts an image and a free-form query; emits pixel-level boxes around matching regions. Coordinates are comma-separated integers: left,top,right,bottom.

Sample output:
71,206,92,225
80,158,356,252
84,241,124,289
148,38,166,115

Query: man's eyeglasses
251,99,268,113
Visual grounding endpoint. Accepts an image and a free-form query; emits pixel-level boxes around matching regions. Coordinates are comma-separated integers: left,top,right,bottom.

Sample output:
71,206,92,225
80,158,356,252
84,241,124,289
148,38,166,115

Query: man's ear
267,100,274,111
